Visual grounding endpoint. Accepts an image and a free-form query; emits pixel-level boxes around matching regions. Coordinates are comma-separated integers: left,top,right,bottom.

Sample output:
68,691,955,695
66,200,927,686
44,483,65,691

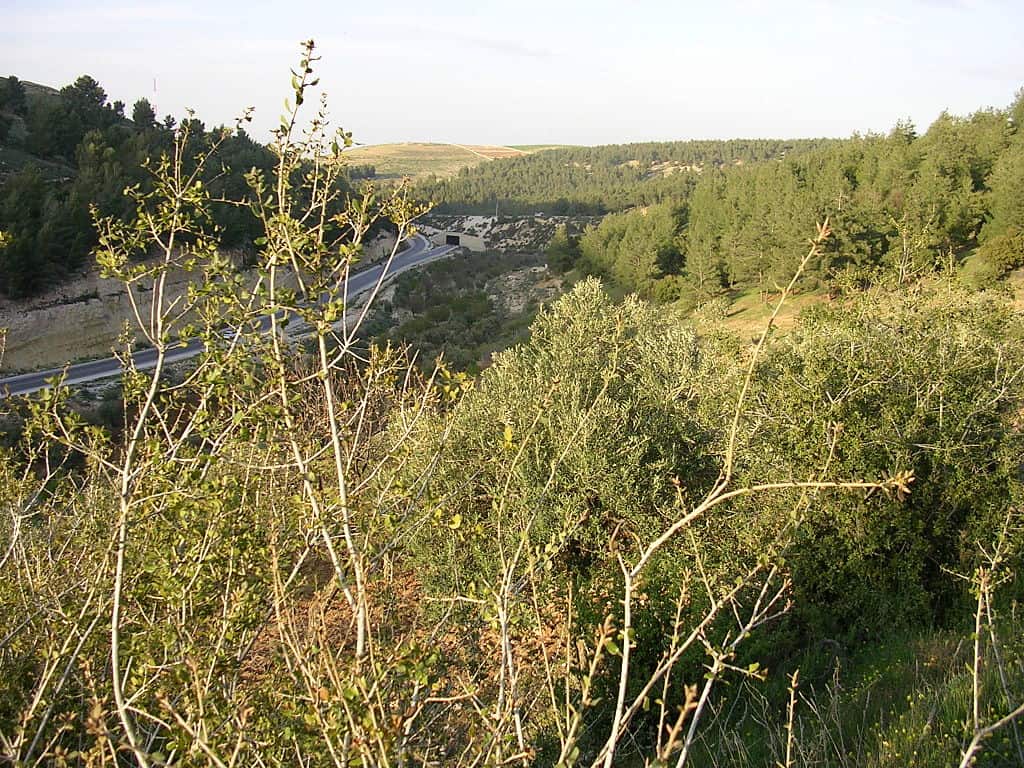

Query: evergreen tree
982,142,1024,241
544,224,580,273
0,168,51,296
0,75,27,116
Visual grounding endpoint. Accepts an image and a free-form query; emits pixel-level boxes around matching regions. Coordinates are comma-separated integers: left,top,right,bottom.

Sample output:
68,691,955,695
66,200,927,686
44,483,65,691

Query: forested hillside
564,100,1024,305
417,138,833,214
410,95,1024,307
0,74,303,298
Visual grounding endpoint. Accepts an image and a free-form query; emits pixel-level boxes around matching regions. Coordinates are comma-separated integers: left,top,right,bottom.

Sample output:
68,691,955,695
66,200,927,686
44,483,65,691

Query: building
426,230,487,252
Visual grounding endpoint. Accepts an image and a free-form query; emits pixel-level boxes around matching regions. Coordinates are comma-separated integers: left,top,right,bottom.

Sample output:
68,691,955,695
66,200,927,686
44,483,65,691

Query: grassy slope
717,286,824,337
694,263,1024,342
344,142,567,180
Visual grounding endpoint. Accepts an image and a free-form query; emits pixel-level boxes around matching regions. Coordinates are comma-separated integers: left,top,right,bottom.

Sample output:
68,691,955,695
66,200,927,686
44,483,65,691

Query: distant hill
414,137,838,215
344,142,572,180
20,80,60,100
0,79,70,182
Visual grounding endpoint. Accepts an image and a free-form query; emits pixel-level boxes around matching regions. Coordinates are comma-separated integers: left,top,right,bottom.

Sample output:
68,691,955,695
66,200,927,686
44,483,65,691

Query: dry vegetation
346,142,547,180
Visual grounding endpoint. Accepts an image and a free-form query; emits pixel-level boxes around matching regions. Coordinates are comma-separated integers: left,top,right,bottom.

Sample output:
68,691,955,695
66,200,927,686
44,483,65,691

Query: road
0,234,455,398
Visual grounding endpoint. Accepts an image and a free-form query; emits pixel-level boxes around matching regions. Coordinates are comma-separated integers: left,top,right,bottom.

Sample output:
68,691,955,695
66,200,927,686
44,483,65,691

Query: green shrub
733,286,1024,643
961,227,1024,289
402,278,716,600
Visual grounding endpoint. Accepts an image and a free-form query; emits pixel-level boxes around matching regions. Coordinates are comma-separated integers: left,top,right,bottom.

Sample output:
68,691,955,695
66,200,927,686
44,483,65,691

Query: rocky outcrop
0,233,398,372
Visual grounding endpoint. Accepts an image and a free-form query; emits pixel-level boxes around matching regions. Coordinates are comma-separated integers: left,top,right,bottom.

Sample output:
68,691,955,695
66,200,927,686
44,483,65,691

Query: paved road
0,235,455,398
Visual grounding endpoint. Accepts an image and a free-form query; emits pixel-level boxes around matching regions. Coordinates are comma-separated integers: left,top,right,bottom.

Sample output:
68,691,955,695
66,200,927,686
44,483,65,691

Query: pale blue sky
3,0,1022,145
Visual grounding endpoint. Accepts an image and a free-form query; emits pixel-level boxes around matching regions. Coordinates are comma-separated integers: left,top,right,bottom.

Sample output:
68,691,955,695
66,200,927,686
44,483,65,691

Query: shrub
962,226,1024,289
732,286,1024,643
402,278,716,599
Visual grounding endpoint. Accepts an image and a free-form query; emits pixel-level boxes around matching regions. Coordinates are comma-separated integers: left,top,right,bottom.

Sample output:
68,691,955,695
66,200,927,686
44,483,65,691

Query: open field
345,142,482,179
344,142,565,180
457,144,525,159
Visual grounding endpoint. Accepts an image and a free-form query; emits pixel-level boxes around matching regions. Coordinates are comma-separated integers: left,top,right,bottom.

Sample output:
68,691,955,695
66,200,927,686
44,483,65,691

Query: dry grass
345,142,552,179
727,289,822,331
698,288,825,340
346,142,483,179
1007,267,1024,311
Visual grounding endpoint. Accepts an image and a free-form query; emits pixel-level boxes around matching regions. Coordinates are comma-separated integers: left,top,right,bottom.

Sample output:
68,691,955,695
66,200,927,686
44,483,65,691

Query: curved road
0,234,455,398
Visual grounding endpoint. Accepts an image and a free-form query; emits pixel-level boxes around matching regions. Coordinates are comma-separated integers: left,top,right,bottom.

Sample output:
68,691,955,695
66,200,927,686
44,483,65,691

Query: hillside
3,45,1024,768
416,137,835,214
0,78,69,182
344,141,569,180
0,73,285,298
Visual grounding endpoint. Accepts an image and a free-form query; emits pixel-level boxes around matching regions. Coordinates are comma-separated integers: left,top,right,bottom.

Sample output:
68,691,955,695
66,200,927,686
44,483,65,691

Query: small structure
428,230,487,252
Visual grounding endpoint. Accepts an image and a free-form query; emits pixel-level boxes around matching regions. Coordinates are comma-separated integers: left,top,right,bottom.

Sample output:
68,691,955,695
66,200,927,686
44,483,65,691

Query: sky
3,0,1023,146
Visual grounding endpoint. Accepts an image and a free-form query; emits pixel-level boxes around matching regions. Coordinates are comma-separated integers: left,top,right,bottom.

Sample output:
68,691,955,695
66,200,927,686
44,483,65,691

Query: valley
2,23,1024,768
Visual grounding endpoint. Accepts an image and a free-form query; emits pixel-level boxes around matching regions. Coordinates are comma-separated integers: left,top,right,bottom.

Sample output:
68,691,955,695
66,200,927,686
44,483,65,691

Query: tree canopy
0,75,284,297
